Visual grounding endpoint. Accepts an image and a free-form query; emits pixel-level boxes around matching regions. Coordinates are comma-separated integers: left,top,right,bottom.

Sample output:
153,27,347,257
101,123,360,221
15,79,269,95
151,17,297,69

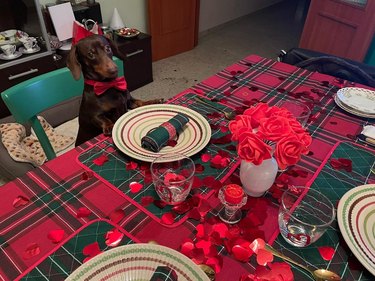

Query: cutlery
265,244,341,281
194,96,236,120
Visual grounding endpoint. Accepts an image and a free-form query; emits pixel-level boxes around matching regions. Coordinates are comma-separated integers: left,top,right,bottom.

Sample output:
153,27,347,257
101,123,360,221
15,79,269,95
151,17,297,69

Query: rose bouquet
229,102,312,170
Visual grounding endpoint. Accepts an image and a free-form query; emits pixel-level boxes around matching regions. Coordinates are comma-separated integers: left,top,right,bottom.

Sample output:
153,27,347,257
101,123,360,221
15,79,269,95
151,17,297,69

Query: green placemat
21,219,138,281
77,93,239,226
273,142,375,280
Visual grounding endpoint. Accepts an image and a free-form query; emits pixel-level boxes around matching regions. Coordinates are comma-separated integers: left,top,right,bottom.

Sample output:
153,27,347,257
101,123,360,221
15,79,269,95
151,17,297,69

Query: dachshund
66,34,163,146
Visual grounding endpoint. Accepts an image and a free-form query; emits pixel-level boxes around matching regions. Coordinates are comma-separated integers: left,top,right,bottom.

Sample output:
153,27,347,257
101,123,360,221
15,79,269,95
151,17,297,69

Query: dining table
0,54,374,281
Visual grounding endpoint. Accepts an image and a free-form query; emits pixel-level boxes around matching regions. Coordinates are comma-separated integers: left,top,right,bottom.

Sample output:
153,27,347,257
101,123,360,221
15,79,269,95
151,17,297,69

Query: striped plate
112,104,211,162
337,184,375,276
66,243,210,281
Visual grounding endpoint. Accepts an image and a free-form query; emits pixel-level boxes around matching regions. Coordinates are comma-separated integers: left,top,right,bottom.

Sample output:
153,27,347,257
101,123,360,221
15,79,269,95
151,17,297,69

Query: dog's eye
105,45,112,53
87,52,95,60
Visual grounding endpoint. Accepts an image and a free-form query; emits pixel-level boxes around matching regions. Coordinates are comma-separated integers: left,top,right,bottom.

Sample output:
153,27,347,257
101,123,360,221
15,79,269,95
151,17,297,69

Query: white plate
334,95,375,119
336,87,375,114
0,51,22,60
66,243,210,281
19,46,40,54
337,184,375,276
112,104,211,162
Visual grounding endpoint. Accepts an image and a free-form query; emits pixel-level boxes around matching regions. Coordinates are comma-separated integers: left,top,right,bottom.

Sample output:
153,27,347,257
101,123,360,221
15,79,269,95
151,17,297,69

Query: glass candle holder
218,184,247,224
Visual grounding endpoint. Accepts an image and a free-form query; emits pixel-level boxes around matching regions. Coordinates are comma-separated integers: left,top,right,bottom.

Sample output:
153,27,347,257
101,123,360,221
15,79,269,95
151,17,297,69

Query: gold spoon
194,97,236,120
265,244,341,281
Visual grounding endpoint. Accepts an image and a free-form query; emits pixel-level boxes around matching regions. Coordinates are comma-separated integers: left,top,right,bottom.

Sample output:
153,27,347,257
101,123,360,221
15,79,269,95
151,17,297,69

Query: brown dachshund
66,34,163,146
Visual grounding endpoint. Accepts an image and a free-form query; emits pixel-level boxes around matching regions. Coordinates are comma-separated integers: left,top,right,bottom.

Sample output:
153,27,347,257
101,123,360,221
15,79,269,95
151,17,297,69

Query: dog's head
67,35,119,81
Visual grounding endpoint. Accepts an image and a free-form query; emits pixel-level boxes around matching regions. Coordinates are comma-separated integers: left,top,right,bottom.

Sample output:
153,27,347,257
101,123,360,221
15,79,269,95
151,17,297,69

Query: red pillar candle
224,184,245,204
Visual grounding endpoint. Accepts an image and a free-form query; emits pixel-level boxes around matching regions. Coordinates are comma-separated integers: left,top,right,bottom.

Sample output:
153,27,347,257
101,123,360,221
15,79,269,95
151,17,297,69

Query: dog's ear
66,44,82,80
103,35,126,61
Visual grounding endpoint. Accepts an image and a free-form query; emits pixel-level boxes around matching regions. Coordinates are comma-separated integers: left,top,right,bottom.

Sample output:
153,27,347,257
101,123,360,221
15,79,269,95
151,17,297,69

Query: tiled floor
0,0,307,186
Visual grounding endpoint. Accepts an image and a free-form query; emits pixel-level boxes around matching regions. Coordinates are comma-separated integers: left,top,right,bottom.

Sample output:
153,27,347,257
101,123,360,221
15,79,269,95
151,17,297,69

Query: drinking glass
151,153,195,205
278,187,335,247
276,99,311,127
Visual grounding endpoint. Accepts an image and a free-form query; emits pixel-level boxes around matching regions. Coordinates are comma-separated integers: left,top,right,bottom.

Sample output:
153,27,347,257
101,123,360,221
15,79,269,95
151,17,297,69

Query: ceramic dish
0,51,22,60
0,30,28,45
337,184,375,276
19,46,41,54
334,95,375,119
336,87,375,114
115,27,140,38
112,104,211,162
66,243,210,281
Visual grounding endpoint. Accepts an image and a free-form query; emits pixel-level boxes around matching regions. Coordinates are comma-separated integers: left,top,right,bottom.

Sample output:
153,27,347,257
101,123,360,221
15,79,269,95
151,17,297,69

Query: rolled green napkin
149,266,178,281
141,113,189,152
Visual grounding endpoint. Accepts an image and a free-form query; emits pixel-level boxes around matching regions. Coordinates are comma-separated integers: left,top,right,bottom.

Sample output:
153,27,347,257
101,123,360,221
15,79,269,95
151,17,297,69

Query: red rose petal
330,159,342,170
196,239,212,255
196,224,205,238
47,229,65,244
81,171,93,180
201,153,211,162
154,200,167,209
141,196,154,206
318,246,335,261
256,248,274,266
232,245,252,262
93,154,108,166
108,209,125,224
195,164,205,173
161,212,175,225
76,207,92,218
212,223,228,239
105,228,124,247
23,243,41,260
126,161,138,170
83,241,101,256
129,181,143,193
13,195,29,208
249,238,265,254
180,239,195,257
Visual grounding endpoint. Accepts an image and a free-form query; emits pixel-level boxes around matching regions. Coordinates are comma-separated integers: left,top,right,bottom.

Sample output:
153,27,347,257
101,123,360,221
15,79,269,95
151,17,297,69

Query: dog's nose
107,63,118,76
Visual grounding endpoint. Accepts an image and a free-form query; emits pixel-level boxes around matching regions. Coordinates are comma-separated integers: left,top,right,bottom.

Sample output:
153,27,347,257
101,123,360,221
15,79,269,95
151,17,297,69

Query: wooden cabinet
114,33,153,91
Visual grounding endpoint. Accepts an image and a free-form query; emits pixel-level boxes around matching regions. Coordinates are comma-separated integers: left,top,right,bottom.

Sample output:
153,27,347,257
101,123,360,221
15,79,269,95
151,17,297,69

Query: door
299,0,375,62
148,0,199,61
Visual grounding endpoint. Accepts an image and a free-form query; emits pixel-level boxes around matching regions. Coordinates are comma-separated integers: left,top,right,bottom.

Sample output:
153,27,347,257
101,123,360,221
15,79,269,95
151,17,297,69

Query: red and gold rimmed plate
337,184,375,276
112,104,211,162
66,243,210,281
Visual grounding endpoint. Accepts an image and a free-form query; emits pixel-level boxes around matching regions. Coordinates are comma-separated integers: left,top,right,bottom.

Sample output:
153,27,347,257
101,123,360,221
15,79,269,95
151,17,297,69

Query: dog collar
84,76,127,95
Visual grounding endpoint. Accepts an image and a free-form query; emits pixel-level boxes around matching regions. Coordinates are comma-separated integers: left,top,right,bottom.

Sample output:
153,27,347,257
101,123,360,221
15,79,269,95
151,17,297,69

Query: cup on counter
276,99,311,127
1,44,16,57
278,186,335,247
151,153,195,205
22,37,37,51
3,29,17,42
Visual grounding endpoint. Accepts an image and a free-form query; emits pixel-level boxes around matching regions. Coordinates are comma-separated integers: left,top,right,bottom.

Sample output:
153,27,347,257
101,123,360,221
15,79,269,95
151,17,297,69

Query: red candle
224,184,244,204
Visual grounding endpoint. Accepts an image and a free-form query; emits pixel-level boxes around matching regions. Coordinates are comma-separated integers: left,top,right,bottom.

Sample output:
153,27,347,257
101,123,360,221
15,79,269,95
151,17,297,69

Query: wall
199,0,281,32
39,0,281,33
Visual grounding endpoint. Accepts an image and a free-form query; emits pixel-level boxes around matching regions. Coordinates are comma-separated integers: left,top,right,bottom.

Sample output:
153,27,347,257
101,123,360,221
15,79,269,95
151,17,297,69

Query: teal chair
1,56,123,161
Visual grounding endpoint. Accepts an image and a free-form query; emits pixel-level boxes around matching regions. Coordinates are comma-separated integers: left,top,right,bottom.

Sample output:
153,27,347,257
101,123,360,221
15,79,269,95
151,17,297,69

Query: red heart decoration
256,248,274,266
129,181,143,193
126,161,138,170
82,242,102,263
47,229,65,244
93,154,108,166
13,195,29,208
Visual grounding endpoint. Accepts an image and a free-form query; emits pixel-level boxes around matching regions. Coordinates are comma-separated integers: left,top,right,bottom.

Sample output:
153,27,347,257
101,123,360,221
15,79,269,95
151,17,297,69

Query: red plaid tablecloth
0,55,374,281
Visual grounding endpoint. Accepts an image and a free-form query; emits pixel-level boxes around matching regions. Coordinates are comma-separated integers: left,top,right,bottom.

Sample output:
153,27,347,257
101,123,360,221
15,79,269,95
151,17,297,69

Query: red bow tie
84,76,127,95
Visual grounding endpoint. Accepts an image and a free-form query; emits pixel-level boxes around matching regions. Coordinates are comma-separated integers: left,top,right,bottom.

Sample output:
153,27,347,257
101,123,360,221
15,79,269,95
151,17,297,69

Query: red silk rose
237,131,272,165
229,102,311,169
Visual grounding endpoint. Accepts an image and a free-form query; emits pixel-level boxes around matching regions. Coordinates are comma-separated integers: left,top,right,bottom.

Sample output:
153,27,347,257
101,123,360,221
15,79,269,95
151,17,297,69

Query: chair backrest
1,56,124,161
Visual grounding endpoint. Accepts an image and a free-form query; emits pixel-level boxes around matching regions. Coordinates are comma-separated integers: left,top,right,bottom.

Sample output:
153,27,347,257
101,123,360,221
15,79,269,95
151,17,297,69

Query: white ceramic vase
239,157,278,197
